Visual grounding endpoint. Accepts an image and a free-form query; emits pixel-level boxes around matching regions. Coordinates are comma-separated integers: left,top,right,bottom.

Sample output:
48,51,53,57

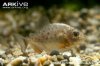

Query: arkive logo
2,1,28,9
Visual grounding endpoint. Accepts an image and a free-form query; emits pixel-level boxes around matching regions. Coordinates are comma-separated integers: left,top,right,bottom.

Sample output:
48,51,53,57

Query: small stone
96,25,100,31
23,57,28,64
38,56,47,64
61,63,66,66
71,51,76,57
43,60,51,66
87,35,97,43
63,55,69,61
80,8,88,20
7,56,27,66
79,44,86,50
50,50,60,56
35,54,43,58
54,63,61,66
0,58,4,66
69,20,80,27
0,50,5,55
22,63,28,66
57,55,64,61
28,60,35,66
61,59,69,65
51,55,58,62
62,52,72,57
49,63,54,66
69,56,82,66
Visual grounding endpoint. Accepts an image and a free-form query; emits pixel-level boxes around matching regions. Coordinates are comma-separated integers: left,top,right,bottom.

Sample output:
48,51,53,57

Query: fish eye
73,31,79,37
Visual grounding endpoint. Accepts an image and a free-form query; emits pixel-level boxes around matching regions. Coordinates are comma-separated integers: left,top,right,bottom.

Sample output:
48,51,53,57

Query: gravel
0,6,100,66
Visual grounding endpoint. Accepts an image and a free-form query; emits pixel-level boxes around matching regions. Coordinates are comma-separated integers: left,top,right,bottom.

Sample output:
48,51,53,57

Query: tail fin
14,16,50,53
0,36,10,50
13,34,27,53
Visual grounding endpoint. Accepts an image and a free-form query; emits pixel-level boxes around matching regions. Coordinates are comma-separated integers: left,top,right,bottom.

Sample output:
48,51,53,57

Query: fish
14,16,84,54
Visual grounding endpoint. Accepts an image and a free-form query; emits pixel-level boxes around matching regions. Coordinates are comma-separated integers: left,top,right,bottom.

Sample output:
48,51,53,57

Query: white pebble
69,56,82,66
61,63,66,66
0,58,4,66
49,63,54,66
62,52,72,56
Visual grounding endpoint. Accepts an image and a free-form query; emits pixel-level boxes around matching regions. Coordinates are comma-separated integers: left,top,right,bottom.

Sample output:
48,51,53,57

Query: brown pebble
7,56,27,66
54,63,61,66
38,56,47,64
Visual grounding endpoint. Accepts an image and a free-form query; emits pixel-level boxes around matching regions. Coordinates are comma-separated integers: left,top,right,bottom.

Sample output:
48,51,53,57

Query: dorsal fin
34,15,50,32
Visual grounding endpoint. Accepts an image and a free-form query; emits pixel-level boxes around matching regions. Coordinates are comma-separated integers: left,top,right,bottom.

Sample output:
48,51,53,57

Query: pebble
51,55,58,62
69,20,80,27
80,8,88,20
57,55,64,61
69,56,82,66
0,50,5,55
79,44,86,50
50,50,60,56
63,55,69,61
87,35,97,43
50,63,54,66
62,51,72,57
88,18,99,25
0,58,4,66
61,59,69,65
38,56,48,64
61,63,66,66
29,56,39,66
53,63,61,66
7,56,27,66
43,60,51,66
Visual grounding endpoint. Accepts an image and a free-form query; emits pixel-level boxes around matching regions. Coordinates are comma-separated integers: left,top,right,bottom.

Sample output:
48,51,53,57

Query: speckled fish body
27,23,84,53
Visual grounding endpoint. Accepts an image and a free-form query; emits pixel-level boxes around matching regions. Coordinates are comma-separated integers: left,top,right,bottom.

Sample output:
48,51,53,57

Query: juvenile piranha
25,23,84,53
